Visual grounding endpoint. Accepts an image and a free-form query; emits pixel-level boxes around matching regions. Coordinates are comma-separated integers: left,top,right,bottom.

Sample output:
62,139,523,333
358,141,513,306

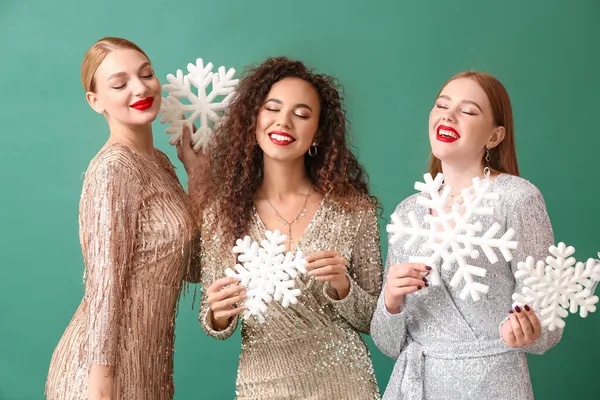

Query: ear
86,91,104,114
487,126,506,149
312,130,320,146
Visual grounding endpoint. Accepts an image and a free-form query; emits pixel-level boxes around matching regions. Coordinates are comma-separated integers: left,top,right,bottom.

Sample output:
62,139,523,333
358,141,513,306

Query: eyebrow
437,95,483,112
107,61,152,81
265,98,313,112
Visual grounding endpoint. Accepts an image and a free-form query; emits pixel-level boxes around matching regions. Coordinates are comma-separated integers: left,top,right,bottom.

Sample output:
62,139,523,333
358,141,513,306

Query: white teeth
271,134,293,142
439,129,459,139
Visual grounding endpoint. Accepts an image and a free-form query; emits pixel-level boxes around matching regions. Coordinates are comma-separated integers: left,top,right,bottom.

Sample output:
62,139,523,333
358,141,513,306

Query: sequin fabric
200,197,383,399
46,144,200,400
371,174,563,400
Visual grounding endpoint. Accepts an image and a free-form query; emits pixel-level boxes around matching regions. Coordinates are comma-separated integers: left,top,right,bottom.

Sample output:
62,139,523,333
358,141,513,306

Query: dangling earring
484,147,491,179
308,143,318,157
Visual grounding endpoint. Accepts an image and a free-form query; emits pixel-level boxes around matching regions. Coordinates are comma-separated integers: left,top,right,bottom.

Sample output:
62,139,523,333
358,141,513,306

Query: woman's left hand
501,304,542,348
306,250,350,299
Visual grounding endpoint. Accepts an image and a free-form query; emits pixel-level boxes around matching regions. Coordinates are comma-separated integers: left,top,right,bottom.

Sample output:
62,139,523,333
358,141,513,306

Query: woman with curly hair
181,57,383,399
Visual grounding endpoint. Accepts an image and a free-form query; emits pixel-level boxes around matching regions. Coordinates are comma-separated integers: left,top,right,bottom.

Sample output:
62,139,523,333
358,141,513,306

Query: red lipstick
436,125,461,143
130,97,154,111
268,131,295,146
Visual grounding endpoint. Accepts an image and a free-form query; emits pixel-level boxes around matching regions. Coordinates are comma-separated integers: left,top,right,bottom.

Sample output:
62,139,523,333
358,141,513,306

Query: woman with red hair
372,72,562,399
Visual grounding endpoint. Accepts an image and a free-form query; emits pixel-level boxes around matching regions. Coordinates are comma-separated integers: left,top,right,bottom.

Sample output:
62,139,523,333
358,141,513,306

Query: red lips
268,131,295,146
130,97,154,111
436,125,461,143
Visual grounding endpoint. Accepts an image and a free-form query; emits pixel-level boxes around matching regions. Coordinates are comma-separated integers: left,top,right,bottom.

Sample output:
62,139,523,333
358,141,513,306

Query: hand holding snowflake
512,242,600,331
160,58,238,152
386,173,518,301
225,230,307,323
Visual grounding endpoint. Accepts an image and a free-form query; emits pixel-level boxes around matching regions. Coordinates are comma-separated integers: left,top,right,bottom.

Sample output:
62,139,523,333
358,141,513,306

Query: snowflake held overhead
225,230,307,323
386,173,518,301
159,58,238,152
512,242,600,331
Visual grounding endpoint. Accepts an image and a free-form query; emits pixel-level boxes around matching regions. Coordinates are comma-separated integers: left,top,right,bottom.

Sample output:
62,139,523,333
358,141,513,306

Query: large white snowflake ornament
387,173,518,301
160,58,238,152
512,243,600,331
225,230,307,323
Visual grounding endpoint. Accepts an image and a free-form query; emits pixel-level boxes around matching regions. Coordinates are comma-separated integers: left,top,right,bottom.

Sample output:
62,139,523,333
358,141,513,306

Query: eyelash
436,104,475,115
112,72,155,90
265,107,309,119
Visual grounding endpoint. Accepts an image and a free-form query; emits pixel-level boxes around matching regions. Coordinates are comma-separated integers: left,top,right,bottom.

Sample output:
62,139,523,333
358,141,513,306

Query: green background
1,0,599,399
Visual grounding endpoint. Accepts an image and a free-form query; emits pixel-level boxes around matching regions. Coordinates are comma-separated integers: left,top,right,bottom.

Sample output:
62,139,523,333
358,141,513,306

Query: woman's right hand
206,277,247,330
384,263,431,314
176,124,200,175
88,365,114,400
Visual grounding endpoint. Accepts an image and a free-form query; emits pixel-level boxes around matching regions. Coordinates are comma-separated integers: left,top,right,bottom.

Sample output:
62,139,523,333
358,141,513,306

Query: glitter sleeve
184,230,202,283
323,207,383,333
371,202,411,359
80,150,141,365
198,207,239,339
155,151,202,284
504,187,563,353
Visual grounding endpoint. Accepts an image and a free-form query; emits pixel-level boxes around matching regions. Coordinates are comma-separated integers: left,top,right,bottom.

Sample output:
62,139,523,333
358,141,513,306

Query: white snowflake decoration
512,242,600,331
160,58,239,152
386,173,518,301
225,230,307,323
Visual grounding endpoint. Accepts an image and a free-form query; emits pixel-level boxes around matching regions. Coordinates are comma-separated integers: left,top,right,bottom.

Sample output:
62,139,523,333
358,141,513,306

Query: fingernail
424,281,429,287
418,286,422,290
515,306,521,313
425,266,432,271
524,305,530,312
422,277,427,282
508,310,514,314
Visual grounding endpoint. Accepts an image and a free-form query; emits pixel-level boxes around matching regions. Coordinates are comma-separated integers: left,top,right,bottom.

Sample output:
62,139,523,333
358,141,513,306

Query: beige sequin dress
46,144,200,400
200,198,383,400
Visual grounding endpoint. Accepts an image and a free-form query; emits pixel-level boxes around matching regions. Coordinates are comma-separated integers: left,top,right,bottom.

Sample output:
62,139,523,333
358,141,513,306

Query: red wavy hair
428,71,520,177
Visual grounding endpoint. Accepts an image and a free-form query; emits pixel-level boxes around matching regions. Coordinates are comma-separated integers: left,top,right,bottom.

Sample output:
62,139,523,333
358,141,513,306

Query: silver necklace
264,188,311,249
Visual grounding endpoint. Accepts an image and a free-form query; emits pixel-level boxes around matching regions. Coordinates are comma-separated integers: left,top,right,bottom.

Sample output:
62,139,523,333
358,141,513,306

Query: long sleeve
322,207,383,333
184,229,202,283
198,206,238,340
504,185,563,354
80,149,141,366
155,150,202,284
371,246,409,359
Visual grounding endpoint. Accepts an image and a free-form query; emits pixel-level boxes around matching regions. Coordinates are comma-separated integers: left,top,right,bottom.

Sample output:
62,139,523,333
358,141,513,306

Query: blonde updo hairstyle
81,37,150,93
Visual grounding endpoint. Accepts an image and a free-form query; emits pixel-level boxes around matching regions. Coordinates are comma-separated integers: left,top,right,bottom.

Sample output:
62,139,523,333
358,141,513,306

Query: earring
484,147,491,178
308,143,318,157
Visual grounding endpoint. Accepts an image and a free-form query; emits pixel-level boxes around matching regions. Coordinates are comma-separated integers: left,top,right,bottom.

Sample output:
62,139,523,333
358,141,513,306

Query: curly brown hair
200,56,378,245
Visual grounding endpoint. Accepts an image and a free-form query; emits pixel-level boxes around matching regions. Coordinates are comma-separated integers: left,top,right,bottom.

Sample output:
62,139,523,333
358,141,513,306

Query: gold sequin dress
200,198,383,400
46,144,200,400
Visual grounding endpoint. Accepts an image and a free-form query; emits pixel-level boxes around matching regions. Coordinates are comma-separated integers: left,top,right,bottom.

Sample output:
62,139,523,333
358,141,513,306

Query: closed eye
113,83,126,90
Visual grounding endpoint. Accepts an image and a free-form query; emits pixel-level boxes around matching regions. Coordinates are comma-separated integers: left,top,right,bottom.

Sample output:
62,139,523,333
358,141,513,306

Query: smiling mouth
436,125,460,142
268,131,296,146
130,97,154,110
